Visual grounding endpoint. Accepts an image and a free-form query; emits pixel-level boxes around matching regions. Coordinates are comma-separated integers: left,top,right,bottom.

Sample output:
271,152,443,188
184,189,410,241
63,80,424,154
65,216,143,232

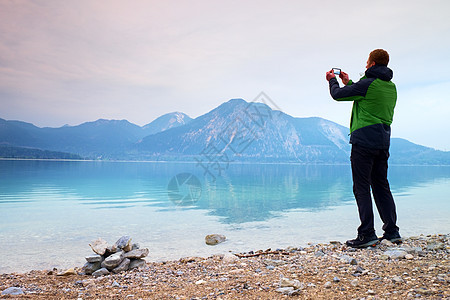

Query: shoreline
3,158,450,167
1,234,448,299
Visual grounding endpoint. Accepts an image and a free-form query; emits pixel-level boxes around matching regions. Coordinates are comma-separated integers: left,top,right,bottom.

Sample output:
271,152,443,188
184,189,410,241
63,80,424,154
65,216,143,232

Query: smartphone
332,68,341,75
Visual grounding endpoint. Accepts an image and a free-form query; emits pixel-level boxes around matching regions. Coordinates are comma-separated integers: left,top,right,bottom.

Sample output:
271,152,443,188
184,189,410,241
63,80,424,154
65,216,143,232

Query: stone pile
81,236,149,276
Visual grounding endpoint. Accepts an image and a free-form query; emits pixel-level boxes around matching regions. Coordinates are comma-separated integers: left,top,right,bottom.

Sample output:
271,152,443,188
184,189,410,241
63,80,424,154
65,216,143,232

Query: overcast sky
1,0,449,150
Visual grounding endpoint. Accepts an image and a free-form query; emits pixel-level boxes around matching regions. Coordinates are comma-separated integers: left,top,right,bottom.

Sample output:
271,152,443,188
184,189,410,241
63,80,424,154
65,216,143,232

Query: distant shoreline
2,158,450,167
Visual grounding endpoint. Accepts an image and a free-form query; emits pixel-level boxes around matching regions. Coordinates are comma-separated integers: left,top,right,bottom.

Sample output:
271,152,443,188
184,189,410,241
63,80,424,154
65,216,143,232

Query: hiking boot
346,234,379,248
379,231,402,244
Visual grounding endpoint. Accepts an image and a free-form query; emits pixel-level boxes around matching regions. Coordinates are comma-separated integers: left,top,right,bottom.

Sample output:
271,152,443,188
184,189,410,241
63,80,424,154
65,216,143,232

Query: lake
0,159,449,273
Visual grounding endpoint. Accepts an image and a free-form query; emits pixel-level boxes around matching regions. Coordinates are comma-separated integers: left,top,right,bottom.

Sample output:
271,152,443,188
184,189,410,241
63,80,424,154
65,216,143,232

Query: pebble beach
1,234,449,299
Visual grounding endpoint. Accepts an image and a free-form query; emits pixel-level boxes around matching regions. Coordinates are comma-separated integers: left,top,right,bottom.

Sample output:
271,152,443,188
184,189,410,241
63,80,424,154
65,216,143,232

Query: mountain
0,118,143,159
0,114,191,159
142,112,192,136
133,99,450,164
1,99,449,164
389,138,450,165
134,99,351,163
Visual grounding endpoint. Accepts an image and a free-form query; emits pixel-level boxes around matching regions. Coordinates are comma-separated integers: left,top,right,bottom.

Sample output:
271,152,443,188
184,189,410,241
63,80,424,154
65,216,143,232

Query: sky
1,0,449,150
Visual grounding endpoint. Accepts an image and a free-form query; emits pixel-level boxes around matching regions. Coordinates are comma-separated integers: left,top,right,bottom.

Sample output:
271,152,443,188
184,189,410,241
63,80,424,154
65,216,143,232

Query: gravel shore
1,234,449,299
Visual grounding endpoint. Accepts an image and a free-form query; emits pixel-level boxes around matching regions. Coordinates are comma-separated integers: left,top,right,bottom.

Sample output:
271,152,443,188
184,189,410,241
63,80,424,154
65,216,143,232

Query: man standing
326,49,401,248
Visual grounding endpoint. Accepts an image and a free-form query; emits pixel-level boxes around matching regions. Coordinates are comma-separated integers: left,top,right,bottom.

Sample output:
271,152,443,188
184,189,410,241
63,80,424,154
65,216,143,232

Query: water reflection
1,160,449,224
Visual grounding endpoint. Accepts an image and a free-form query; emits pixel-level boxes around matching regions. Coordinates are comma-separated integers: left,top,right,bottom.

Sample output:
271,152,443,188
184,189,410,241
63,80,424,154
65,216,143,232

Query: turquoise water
0,160,449,273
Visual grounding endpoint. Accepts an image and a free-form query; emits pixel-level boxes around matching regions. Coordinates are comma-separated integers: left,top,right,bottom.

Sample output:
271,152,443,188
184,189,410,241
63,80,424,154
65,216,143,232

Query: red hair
369,49,389,66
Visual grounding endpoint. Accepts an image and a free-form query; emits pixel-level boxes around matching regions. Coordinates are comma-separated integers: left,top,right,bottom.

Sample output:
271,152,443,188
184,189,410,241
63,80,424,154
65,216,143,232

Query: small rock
105,244,117,255
324,281,332,289
92,267,110,277
276,287,294,294
89,238,109,255
57,268,77,276
391,275,403,283
112,281,120,288
414,287,432,295
368,289,376,295
380,239,394,247
426,241,445,251
205,234,226,245
266,265,275,270
195,279,206,285
129,259,147,270
280,277,303,289
179,257,197,263
355,266,365,274
378,254,389,260
222,253,239,264
112,258,131,274
405,254,414,260
131,243,140,250
341,255,357,265
1,287,24,296
333,276,340,282
101,251,124,270
123,244,133,252
263,259,286,267
314,250,325,257
288,289,302,296
350,279,359,287
82,262,101,275
114,236,132,251
384,249,408,259
85,254,103,263
124,248,149,259
402,246,420,254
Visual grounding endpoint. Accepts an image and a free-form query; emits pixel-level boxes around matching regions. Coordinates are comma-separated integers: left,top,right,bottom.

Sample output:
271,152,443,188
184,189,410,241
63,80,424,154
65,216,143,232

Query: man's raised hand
339,71,349,85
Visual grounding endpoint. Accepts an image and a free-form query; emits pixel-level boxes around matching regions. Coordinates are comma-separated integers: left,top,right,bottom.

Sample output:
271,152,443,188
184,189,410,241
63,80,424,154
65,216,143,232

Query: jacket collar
365,64,393,81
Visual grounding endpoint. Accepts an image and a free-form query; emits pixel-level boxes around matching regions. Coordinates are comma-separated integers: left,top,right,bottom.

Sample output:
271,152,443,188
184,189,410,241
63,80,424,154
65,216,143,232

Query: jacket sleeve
328,77,372,101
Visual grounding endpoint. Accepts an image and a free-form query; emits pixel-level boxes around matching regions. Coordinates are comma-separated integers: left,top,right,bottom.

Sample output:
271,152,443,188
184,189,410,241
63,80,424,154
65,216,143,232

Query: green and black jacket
328,64,397,149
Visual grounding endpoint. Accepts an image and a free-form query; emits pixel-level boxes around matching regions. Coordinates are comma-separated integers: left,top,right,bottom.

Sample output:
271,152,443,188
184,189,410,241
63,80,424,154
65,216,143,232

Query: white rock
101,251,124,269
124,248,149,259
380,239,394,247
85,254,103,263
384,249,408,259
57,268,77,276
195,279,207,285
89,238,109,255
276,287,294,294
280,277,303,289
222,253,239,264
1,287,24,296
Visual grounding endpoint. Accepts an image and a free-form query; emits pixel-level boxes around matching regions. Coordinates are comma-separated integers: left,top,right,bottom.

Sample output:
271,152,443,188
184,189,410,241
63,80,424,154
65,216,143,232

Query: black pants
351,144,399,236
